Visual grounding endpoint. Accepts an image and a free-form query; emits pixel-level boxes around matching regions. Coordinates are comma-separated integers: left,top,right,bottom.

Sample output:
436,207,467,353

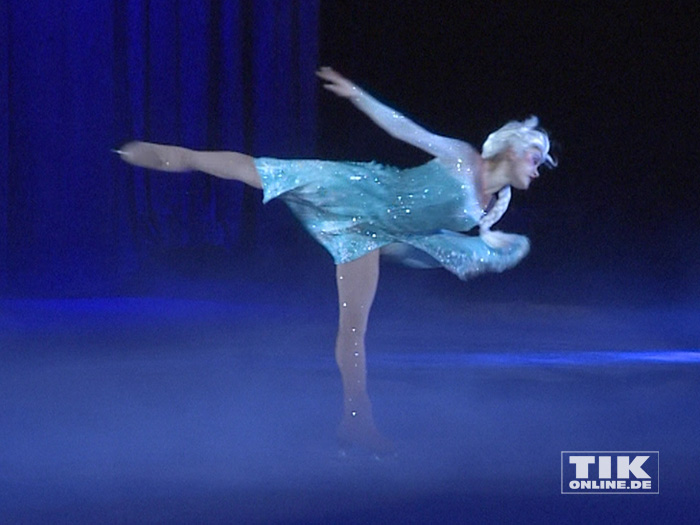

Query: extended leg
117,141,262,188
335,250,393,454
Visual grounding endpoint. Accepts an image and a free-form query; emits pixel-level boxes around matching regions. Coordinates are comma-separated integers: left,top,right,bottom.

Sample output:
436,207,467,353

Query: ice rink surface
2,261,698,523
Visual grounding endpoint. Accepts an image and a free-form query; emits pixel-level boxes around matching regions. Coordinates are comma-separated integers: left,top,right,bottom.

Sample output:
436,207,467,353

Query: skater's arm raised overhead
316,67,469,160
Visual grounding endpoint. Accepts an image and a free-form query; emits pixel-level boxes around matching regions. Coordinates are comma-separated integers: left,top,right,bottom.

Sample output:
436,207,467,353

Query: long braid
479,186,511,233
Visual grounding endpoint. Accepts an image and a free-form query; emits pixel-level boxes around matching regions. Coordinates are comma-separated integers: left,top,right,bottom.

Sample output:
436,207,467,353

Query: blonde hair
481,116,556,167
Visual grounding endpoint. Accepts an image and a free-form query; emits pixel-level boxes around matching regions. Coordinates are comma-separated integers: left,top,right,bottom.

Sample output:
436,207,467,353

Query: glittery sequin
254,155,529,280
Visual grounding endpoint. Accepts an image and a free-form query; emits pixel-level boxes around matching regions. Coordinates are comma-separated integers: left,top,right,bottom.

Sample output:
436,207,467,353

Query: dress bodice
375,157,482,234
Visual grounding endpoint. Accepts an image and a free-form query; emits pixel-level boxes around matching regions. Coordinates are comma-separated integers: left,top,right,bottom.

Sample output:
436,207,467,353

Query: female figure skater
117,67,555,455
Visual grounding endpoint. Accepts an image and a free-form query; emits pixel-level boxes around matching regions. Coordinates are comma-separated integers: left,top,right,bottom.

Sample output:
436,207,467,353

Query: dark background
2,3,699,523
1,1,698,301
318,2,699,304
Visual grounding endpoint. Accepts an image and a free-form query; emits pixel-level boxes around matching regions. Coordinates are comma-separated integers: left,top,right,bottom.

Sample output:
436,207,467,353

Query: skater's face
507,148,543,190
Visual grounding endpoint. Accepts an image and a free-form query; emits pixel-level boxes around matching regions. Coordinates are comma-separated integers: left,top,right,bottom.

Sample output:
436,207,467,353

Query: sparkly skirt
254,157,529,279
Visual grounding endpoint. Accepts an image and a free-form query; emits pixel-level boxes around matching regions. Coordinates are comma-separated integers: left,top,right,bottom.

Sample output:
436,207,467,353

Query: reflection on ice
371,350,700,368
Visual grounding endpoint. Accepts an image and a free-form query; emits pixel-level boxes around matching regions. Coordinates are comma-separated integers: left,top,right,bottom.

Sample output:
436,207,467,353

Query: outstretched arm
317,67,469,159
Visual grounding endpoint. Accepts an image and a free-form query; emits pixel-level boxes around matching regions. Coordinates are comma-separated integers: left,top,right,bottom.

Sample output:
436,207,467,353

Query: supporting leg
117,141,262,188
335,250,393,455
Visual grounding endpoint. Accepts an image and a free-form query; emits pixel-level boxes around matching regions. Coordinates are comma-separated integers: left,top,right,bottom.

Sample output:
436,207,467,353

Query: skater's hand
316,67,361,99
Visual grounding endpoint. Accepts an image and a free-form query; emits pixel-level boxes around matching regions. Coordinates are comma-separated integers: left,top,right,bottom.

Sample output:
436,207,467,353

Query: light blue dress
254,91,530,280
